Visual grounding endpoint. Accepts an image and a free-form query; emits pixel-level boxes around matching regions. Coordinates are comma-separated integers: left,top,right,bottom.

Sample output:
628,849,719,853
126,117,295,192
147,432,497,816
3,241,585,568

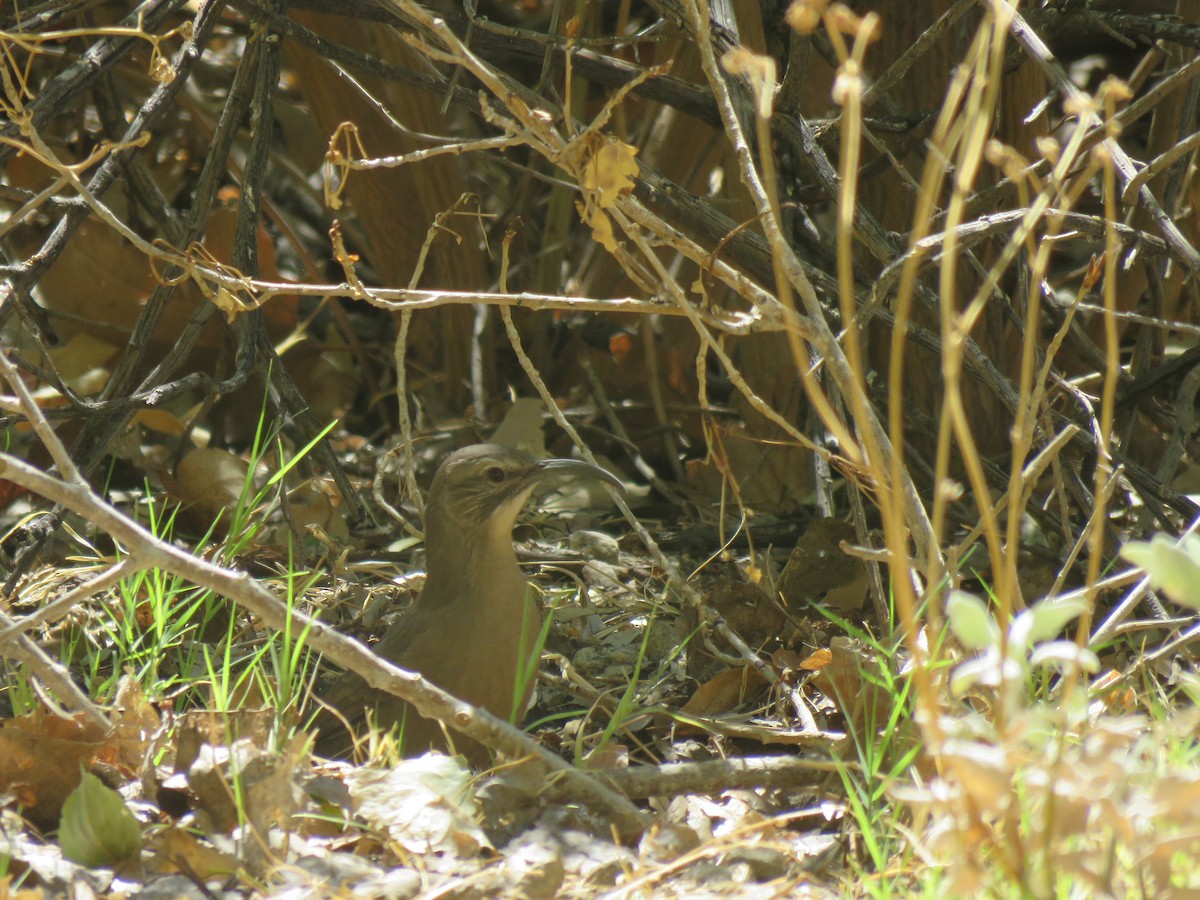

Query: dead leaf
777,518,869,612
571,134,639,252
346,756,490,857
47,334,120,387
146,826,237,878
185,732,304,837
582,136,639,208
21,333,119,416
14,217,155,343
132,408,188,436
770,647,805,673
174,708,275,775
490,398,547,457
798,648,833,671
0,711,108,828
197,200,298,336
290,327,361,424
169,447,250,528
576,200,619,252
103,675,160,772
810,637,890,740
506,838,566,899
682,666,769,717
693,576,787,668
581,743,629,770
685,423,815,515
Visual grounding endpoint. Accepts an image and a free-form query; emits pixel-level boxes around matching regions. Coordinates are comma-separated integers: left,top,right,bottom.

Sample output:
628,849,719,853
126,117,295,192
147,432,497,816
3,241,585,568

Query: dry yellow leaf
576,200,619,252
209,285,245,324
583,137,639,209
133,408,188,436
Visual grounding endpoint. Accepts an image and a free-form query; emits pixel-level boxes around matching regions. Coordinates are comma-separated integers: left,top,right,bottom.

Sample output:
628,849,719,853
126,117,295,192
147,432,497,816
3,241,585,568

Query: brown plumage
314,444,622,765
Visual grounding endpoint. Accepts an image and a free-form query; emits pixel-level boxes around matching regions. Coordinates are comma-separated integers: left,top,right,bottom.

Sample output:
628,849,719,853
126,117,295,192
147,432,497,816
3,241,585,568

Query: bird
314,443,623,765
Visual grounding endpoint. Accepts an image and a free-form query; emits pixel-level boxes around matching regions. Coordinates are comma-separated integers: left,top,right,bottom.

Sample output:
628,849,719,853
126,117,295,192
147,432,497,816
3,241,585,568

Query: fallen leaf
490,398,547,457
347,756,490,856
682,666,769,717
169,447,250,529
146,826,237,878
798,648,833,671
132,408,187,436
810,637,891,740
0,711,108,828
777,518,868,612
58,771,143,868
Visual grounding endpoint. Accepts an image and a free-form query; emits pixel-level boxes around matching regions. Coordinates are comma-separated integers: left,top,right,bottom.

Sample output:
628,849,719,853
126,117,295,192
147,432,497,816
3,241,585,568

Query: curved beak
528,457,626,494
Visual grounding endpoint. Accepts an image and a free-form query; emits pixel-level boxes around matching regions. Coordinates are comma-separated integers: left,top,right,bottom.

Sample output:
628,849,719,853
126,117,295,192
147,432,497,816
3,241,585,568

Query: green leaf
946,590,1000,650
1024,595,1089,645
949,650,1020,697
1028,641,1099,673
1122,534,1200,610
59,771,143,867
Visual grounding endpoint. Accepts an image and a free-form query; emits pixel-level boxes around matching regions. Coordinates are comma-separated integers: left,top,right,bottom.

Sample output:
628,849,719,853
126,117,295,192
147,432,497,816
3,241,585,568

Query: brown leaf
798,648,833,671
777,518,869,612
104,676,160,772
681,666,769,717
0,711,108,828
29,218,158,341
169,447,249,529
684,423,815,516
288,12,484,409
199,201,298,335
147,826,237,878
132,408,188,436
770,647,805,672
179,712,296,835
347,757,490,857
276,479,349,543
810,637,891,740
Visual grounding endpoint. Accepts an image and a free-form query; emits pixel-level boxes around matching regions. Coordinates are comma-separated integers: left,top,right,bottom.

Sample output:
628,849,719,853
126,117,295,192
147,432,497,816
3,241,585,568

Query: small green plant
48,382,334,713
203,616,265,716
943,589,1098,702
892,589,1114,895
510,585,555,726
202,544,323,745
520,588,690,764
216,393,337,563
1121,533,1200,610
574,599,673,766
0,660,37,717
60,486,225,703
189,398,332,727
813,606,928,893
258,540,322,739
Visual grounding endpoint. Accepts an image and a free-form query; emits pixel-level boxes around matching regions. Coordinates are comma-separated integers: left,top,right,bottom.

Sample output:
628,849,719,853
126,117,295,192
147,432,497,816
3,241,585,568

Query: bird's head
426,444,623,537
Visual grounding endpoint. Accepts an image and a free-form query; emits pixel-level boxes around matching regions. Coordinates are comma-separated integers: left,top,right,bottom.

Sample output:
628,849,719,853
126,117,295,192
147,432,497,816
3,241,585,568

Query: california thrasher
315,443,622,763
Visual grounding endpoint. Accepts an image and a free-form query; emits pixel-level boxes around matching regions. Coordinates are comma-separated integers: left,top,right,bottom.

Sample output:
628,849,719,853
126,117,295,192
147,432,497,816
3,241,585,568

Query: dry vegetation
3,0,1200,896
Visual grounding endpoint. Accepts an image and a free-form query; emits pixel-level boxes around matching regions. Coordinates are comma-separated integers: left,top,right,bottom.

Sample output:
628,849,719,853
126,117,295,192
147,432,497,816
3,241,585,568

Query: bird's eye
485,466,505,483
